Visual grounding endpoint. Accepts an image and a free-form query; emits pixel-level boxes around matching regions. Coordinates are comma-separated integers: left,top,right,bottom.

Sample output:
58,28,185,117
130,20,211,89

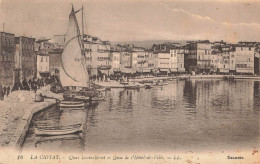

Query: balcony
97,49,110,53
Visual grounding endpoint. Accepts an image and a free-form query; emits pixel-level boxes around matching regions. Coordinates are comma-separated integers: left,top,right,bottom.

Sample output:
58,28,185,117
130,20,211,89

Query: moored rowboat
35,124,83,136
60,101,84,108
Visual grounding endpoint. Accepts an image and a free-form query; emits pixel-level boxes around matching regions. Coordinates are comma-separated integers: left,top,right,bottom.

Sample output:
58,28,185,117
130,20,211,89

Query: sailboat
60,5,100,102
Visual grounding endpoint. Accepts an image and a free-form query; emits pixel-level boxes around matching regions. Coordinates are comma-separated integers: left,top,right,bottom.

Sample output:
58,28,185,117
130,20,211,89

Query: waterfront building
215,45,232,73
111,50,120,73
49,48,63,77
169,47,185,73
0,32,15,86
15,36,36,82
83,35,111,79
233,45,255,74
143,51,155,75
132,45,146,73
254,47,260,75
157,52,171,75
111,44,133,75
34,38,63,77
36,53,49,78
186,40,213,73
35,39,51,78
152,42,180,75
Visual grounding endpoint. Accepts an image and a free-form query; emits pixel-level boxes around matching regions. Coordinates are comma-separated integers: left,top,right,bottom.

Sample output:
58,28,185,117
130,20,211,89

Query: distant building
49,49,63,77
83,35,111,79
111,51,120,72
254,48,260,75
170,47,185,73
36,54,49,78
233,45,255,74
15,36,36,82
0,32,15,86
186,40,213,73
157,52,170,75
35,39,52,78
131,45,146,73
143,51,155,75
53,34,66,46
152,42,181,75
212,45,232,73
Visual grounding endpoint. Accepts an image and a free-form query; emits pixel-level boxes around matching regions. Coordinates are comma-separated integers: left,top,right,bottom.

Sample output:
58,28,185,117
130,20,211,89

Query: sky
0,0,260,43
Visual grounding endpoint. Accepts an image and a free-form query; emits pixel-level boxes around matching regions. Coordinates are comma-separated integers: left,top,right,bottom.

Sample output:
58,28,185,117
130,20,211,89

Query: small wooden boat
35,124,83,136
124,85,141,89
156,83,164,86
145,84,152,89
92,97,105,101
35,133,82,146
60,101,84,108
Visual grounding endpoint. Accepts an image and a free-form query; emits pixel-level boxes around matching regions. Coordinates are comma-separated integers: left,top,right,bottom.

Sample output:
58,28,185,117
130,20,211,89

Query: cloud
158,1,260,42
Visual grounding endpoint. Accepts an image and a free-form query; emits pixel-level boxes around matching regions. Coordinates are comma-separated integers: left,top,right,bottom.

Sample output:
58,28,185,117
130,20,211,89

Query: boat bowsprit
35,124,83,136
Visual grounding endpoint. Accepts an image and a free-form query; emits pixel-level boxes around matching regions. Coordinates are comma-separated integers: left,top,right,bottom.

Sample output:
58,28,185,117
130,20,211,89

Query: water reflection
23,79,260,152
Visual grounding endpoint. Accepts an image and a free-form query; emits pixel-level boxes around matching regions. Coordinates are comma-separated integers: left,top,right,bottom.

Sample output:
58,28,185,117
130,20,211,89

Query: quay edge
9,99,58,149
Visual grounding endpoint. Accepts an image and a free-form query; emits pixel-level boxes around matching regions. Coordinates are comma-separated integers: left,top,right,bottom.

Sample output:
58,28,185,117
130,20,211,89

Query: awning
178,69,186,72
113,69,121,75
98,69,109,75
113,68,120,72
142,68,152,73
39,71,51,77
170,68,177,72
159,68,170,73
122,69,133,74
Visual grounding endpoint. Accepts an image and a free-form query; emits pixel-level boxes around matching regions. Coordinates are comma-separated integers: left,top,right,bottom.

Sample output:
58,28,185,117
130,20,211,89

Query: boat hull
60,101,85,108
35,125,83,136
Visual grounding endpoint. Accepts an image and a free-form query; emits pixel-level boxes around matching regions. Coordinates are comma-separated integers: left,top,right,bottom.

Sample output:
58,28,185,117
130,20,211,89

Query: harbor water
22,79,260,153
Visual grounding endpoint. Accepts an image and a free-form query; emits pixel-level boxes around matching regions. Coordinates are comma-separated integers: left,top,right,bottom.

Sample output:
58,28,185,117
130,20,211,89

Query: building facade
111,51,120,72
186,40,214,73
157,52,170,74
15,36,36,81
84,35,111,79
170,47,185,73
0,32,15,86
234,45,255,74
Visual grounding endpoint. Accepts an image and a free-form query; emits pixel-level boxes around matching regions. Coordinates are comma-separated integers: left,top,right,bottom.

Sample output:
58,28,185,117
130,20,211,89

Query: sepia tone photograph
0,0,260,163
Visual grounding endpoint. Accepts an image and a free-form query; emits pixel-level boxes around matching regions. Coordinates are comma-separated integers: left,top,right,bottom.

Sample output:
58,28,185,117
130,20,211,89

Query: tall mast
82,5,84,43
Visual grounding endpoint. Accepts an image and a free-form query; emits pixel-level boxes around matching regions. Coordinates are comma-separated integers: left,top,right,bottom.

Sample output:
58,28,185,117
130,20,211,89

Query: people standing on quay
22,78,30,90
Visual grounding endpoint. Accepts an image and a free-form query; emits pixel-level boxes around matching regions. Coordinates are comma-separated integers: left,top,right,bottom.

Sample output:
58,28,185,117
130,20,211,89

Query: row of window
97,57,110,60
236,64,248,68
22,43,34,50
40,56,48,62
0,55,14,62
1,40,15,47
0,67,12,77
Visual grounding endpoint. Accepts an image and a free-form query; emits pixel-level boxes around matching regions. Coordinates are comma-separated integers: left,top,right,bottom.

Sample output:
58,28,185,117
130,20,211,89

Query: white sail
60,6,88,87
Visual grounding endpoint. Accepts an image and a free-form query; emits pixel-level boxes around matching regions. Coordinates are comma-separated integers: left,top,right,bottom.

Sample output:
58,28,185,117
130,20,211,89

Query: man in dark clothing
3,86,6,99
6,86,10,96
1,89,4,100
22,78,30,90
3,86,6,97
